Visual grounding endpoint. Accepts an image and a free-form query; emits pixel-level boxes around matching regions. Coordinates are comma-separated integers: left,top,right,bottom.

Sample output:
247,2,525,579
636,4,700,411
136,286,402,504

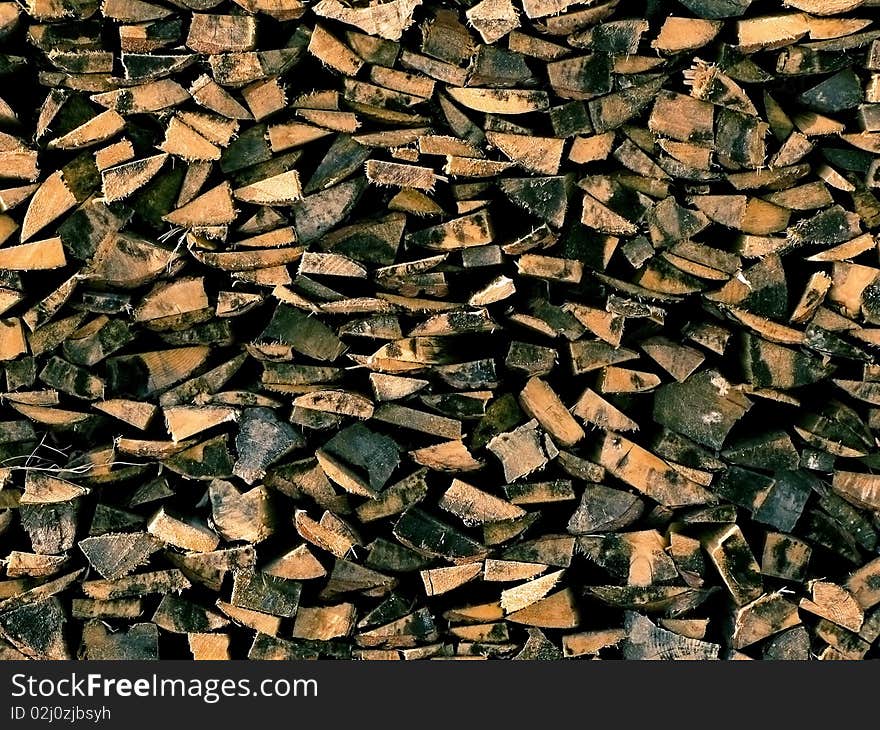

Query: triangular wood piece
47,110,125,150
641,337,706,382
0,238,66,269
486,131,564,175
499,176,571,228
0,598,70,659
234,170,303,206
264,544,327,580
164,182,236,227
20,172,77,242
190,74,252,119
160,117,220,161
421,563,482,596
101,153,168,202
321,558,397,598
506,587,579,628
164,405,237,442
78,532,161,580
369,372,429,401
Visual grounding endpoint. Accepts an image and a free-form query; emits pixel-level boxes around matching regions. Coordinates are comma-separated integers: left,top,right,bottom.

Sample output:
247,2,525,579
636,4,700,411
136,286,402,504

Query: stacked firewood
1,0,880,660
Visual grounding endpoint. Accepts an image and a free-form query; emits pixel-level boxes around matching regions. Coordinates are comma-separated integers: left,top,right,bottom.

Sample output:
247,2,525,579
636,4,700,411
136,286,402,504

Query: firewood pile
2,0,880,660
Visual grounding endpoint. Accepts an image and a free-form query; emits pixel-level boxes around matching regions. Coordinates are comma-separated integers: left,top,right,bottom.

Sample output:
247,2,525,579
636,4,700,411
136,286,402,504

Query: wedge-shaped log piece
355,469,429,523
261,304,345,361
187,14,257,54
208,48,303,88
188,633,230,660
92,79,190,114
19,473,89,554
294,177,366,243
313,0,421,41
309,24,363,75
264,544,327,581
800,581,863,632
499,176,570,228
78,532,161,580
296,390,374,419
300,252,366,278
506,587,578,628
373,403,459,438
653,16,721,53
160,116,220,161
81,570,191,600
653,370,751,450
164,182,236,227
108,347,210,397
504,479,573,506
421,562,482,596
731,592,800,649
572,388,638,432
405,209,492,250
153,594,228,634
487,131,564,175
101,153,167,202
315,449,374,498
762,532,811,582
465,0,518,44
148,507,219,553
588,585,712,615
83,233,176,289
581,193,638,235
0,318,26,361
831,471,880,512
209,480,274,544
704,525,763,606
321,559,396,599
235,407,303,485
846,556,880,610
589,76,667,133
563,629,626,658
596,433,715,508
190,74,251,119
168,546,255,592
0,237,66,270
102,0,171,21
234,170,302,206
567,484,643,535
737,13,810,53
0,598,70,659
622,612,719,660
366,160,441,191
393,508,486,562
447,88,548,114
579,531,677,586
519,377,583,447
295,510,360,560
293,602,356,640
47,109,125,150
439,478,525,525
487,419,553,482
546,54,611,100
230,571,301,618
247,633,315,660
79,619,157,660
742,333,835,389
598,367,661,394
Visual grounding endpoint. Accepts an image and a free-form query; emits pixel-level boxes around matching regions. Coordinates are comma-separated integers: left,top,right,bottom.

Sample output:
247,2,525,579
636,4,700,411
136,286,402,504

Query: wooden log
704,525,763,606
